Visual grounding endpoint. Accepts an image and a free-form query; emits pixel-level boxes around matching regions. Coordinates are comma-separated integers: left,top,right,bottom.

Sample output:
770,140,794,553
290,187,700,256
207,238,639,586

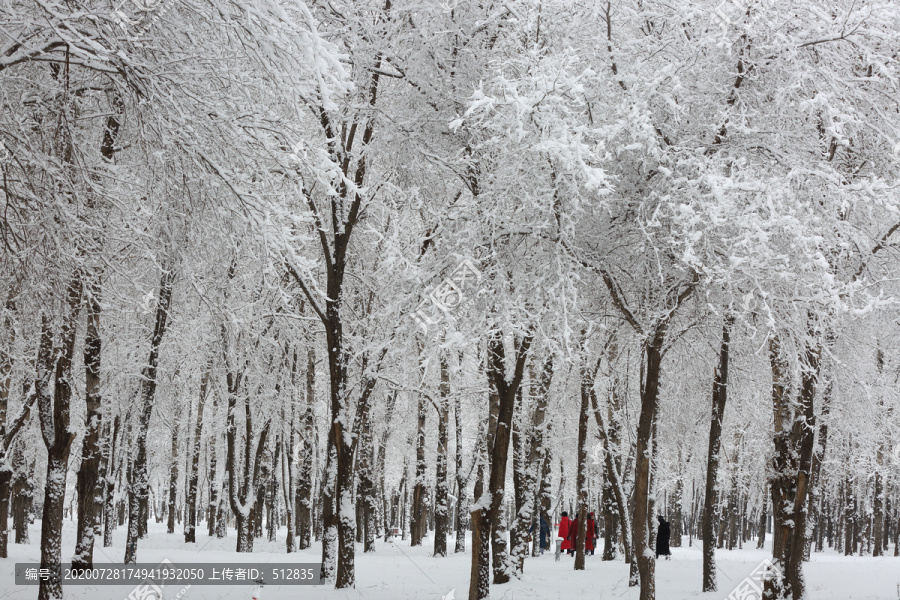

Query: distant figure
568,515,579,556
656,515,671,560
558,511,572,556
585,513,597,556
539,515,551,553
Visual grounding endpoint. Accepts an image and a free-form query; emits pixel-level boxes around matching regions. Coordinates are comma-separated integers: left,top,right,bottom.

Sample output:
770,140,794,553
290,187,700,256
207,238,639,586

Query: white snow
4,520,897,600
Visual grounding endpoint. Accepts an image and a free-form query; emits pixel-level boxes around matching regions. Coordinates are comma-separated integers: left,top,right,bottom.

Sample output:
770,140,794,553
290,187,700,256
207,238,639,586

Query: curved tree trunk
125,268,175,564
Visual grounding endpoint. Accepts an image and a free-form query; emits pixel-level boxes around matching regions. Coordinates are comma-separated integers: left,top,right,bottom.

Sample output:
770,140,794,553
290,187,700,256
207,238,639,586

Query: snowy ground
3,521,898,600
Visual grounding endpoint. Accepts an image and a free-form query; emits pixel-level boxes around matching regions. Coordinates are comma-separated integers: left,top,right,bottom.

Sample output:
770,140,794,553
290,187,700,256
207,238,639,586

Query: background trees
1,2,900,600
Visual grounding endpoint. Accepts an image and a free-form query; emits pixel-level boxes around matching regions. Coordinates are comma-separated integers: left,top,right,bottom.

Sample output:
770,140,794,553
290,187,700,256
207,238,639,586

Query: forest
1,1,899,600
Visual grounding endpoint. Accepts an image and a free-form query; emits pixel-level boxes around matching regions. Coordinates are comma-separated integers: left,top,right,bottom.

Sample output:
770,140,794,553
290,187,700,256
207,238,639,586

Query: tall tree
702,314,734,591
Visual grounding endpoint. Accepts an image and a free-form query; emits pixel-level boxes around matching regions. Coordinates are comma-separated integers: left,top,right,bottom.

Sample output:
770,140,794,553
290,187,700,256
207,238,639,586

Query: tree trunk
509,392,529,572
529,356,553,558
223,351,270,553
702,315,733,591
125,268,175,564
757,490,767,550
297,348,315,549
283,350,298,552
454,386,468,553
357,398,376,553
0,302,28,558
103,415,120,547
325,293,356,588
207,418,219,538
12,441,31,544
72,100,120,570
433,352,451,556
574,359,595,571
806,376,831,559
72,273,103,570
411,380,428,547
670,456,684,548
320,439,338,581
37,275,82,600
632,330,665,600
590,368,634,576
468,507,490,600
166,399,183,534
268,436,279,542
184,368,209,543
378,390,397,544
482,330,532,586
766,331,821,600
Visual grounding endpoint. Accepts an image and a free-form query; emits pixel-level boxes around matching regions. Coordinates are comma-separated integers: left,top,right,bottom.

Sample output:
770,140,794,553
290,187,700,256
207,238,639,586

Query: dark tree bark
590,368,634,576
410,368,428,547
468,506,489,600
702,315,733,592
283,349,298,553
0,306,34,559
184,367,210,543
670,453,684,548
433,352,451,557
631,329,666,600
103,414,120,547
872,349,885,557
320,440,337,581
72,99,120,571
125,268,175,563
757,488,767,549
0,305,11,560
453,385,468,553
12,440,31,544
223,344,271,553
0,360,35,558
574,358,597,571
378,391,398,544
528,356,553,558
766,331,821,600
166,397,183,534
479,329,532,588
267,437,279,542
278,6,397,581
357,397,377,553
806,375,831,559
297,348,315,549
509,391,529,572
467,424,491,600
37,275,82,600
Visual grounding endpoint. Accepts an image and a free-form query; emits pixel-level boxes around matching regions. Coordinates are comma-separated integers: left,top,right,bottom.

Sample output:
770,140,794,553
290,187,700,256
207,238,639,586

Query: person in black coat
655,515,671,560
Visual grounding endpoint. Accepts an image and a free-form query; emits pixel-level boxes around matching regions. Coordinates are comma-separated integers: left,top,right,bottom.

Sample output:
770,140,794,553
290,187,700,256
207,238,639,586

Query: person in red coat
558,511,572,554
568,515,579,555
585,513,597,555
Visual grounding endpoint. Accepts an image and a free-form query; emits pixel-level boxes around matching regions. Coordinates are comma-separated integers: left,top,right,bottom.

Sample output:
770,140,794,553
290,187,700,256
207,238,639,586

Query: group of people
555,511,599,556
537,512,672,559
